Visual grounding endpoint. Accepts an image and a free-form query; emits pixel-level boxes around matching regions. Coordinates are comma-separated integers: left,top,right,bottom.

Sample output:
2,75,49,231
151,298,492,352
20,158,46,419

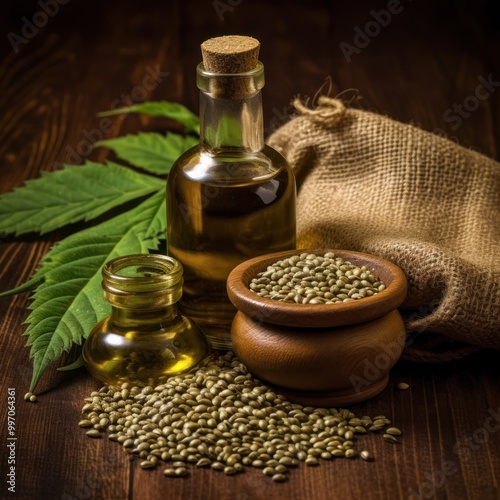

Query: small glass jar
83,254,211,386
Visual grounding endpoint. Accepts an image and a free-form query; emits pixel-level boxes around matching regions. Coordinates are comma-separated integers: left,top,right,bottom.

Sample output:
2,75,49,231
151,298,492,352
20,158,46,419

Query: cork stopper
201,36,260,74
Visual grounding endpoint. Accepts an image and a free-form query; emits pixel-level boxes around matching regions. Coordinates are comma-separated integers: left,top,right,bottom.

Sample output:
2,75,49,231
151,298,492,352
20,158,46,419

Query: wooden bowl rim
227,248,408,328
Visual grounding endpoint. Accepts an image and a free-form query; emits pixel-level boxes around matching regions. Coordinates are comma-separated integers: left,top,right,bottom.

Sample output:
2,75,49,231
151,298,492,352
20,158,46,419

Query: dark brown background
1,0,500,499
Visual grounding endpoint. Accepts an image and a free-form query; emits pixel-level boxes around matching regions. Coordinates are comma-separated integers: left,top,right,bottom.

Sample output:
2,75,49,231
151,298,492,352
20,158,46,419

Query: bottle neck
196,61,265,154
199,91,264,153
110,304,179,328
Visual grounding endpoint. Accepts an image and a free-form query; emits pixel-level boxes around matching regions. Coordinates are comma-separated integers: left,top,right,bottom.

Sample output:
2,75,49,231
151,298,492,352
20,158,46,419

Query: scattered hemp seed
86,429,102,438
24,392,37,402
386,427,402,436
396,382,410,390
80,352,402,481
272,474,287,483
360,451,373,461
249,252,385,304
383,434,399,444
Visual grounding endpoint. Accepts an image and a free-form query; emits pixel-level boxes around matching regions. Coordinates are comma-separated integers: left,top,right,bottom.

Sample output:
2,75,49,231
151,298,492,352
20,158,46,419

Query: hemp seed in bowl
248,252,386,304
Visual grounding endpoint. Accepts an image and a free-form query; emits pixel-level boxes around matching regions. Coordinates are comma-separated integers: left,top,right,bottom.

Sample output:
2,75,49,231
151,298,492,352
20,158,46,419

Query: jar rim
103,254,183,285
102,254,184,309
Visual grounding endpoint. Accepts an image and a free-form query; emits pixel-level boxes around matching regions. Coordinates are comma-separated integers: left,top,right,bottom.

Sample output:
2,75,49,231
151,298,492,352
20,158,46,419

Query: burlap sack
268,97,500,362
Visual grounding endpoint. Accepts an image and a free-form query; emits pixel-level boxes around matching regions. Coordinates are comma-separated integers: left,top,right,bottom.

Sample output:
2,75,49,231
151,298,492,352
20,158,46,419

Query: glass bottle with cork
166,36,296,349
82,254,211,386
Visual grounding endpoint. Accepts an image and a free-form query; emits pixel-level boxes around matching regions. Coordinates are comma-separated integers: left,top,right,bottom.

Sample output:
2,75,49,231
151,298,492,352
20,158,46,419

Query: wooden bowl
227,249,408,406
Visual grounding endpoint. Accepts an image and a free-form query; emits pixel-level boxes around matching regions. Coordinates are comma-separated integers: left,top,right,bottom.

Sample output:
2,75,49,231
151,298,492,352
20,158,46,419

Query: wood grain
1,0,499,499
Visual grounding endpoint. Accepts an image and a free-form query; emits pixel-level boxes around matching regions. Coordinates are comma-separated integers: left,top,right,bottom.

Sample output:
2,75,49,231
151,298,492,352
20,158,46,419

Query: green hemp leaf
95,132,198,175
98,101,200,135
0,102,199,393
0,161,163,236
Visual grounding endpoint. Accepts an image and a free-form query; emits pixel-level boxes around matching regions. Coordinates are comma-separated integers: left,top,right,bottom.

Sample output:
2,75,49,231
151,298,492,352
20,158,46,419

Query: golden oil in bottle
166,36,296,349
82,254,211,386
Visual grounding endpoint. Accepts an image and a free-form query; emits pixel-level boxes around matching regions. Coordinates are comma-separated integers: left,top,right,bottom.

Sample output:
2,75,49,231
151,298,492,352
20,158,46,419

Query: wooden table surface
1,1,500,499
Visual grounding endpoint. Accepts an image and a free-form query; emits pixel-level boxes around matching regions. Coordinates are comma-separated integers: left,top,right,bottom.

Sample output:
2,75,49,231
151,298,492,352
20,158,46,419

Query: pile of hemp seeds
249,253,386,304
80,352,403,482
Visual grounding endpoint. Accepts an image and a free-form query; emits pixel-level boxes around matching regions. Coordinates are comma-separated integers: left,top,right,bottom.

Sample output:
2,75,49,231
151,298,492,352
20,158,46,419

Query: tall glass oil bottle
166,36,296,349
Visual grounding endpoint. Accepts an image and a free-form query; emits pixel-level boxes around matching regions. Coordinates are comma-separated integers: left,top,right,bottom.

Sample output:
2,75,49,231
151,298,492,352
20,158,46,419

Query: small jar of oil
83,254,211,386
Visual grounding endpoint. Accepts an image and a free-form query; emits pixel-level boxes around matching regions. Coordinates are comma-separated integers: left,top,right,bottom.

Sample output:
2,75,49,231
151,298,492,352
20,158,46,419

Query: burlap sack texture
268,97,500,362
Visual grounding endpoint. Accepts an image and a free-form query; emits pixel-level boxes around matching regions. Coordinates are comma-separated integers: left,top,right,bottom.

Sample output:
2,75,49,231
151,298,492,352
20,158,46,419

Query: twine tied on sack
269,96,500,362
292,96,346,127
